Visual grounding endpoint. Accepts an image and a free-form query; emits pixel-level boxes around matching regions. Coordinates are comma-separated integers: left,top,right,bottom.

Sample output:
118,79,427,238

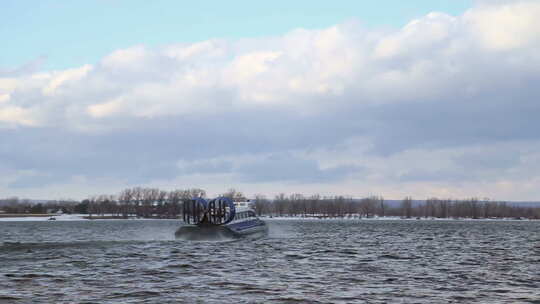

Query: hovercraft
175,197,268,240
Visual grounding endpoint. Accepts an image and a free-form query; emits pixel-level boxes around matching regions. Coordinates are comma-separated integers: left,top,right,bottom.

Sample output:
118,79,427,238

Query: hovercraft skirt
175,225,240,241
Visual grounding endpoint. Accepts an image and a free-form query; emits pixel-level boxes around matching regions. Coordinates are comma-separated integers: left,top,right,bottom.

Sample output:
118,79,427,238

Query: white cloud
101,45,149,69
375,12,456,59
0,94,10,103
0,78,19,93
42,64,93,96
164,40,227,61
464,1,540,50
87,97,124,118
0,106,36,127
7,1,538,124
2,0,540,200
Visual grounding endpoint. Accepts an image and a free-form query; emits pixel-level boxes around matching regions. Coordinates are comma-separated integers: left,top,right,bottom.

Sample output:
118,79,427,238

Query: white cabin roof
234,201,254,213
233,201,251,207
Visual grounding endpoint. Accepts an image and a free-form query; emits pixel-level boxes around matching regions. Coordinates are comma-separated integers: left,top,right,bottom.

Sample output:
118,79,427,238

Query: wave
0,240,167,252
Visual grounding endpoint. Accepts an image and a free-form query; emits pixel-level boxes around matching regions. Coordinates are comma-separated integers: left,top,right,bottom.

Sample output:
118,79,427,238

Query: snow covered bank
261,216,537,221
0,214,88,222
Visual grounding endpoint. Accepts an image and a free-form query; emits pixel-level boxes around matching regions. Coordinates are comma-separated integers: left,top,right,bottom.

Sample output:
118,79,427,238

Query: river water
1,219,539,303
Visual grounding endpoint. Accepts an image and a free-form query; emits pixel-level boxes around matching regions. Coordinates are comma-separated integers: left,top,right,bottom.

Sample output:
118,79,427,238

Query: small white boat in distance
175,198,268,240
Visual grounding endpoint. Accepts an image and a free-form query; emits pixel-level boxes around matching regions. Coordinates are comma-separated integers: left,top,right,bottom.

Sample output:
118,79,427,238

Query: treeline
253,195,540,220
0,187,210,218
0,197,78,214
2,189,540,220
83,188,243,218
82,187,206,218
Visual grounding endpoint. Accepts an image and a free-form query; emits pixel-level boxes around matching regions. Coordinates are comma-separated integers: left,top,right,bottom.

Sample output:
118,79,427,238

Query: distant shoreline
0,214,538,222
0,214,53,218
261,216,539,221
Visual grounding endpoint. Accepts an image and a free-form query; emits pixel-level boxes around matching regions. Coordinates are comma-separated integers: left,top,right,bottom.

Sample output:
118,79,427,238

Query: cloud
1,1,540,200
464,1,540,50
87,97,124,118
0,106,36,127
42,64,93,96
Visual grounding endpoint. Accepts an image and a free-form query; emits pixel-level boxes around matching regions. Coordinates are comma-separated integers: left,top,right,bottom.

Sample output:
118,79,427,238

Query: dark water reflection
1,219,540,303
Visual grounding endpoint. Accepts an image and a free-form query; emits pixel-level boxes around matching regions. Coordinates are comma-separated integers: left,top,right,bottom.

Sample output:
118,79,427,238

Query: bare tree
438,199,450,218
470,198,480,219
252,194,269,216
359,197,377,218
184,188,206,199
222,188,246,201
155,190,168,218
307,194,321,217
141,188,159,218
132,187,143,217
377,196,386,217
274,193,287,216
87,195,99,218
345,197,357,218
118,188,134,218
288,193,304,217
168,189,183,218
426,198,438,218
401,197,413,218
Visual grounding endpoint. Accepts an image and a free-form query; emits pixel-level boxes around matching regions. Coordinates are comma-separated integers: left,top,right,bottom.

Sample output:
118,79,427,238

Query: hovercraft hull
175,220,267,241
175,225,240,241
226,218,268,236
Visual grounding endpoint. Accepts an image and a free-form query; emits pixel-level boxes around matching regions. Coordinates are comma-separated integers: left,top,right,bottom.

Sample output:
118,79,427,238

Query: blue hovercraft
175,197,268,240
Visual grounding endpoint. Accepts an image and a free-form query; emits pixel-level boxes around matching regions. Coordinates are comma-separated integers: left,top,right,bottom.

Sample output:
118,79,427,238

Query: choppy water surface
1,219,540,303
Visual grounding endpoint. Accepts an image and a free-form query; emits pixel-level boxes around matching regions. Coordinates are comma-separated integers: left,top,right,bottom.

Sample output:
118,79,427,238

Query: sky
2,0,473,70
1,0,540,201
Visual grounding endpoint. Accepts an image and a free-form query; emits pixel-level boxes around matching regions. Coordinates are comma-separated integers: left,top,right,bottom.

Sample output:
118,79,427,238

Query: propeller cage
182,197,236,226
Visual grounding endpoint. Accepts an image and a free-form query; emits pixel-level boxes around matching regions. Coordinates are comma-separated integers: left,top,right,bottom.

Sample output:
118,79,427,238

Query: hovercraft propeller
182,197,236,226
182,197,208,225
